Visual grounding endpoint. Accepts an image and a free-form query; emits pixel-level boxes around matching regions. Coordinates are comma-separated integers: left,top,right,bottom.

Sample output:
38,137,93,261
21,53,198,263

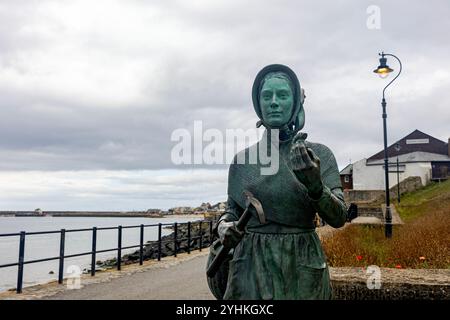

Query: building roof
367,129,449,161
366,151,450,165
339,163,353,175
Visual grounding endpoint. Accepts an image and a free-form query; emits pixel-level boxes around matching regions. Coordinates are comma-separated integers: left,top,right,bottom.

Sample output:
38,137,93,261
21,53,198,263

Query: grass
396,179,450,222
322,179,450,269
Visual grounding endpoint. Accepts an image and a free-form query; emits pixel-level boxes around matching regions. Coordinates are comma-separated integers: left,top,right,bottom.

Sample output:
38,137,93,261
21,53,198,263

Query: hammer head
243,190,266,224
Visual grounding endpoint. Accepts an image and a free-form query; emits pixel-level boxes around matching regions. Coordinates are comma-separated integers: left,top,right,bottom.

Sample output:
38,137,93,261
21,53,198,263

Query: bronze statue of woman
207,64,347,300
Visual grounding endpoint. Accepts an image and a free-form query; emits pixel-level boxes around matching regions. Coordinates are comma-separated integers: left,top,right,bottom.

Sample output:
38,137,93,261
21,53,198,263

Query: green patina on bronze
207,64,347,300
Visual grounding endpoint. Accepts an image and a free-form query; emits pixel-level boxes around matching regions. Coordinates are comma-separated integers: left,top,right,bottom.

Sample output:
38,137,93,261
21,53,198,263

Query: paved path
0,227,340,300
46,252,214,300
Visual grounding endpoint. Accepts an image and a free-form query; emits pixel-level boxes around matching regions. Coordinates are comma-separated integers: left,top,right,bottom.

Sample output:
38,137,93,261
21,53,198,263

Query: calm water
0,216,202,292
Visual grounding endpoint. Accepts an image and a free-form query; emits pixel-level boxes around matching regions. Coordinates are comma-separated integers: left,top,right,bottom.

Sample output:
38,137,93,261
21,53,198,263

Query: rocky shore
96,220,215,270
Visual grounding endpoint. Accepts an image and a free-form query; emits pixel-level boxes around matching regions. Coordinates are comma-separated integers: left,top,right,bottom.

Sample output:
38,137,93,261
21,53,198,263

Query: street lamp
373,52,402,238
395,143,401,203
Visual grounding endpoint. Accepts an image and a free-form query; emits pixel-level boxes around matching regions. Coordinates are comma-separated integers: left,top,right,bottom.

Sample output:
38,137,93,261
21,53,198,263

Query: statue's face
259,77,294,128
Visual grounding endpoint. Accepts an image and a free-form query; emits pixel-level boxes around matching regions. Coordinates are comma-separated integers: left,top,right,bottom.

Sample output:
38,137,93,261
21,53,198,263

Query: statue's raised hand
289,132,324,199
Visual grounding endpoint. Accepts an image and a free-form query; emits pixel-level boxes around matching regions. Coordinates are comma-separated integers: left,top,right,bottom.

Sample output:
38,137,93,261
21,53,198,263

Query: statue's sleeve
220,196,243,222
310,145,347,228
213,161,245,236
212,196,244,237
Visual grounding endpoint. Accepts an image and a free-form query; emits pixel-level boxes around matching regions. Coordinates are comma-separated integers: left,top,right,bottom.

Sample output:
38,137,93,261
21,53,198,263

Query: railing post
199,221,203,252
139,224,144,265
16,231,26,294
187,222,191,254
117,226,122,270
91,227,97,276
174,222,178,257
158,223,162,261
58,229,66,284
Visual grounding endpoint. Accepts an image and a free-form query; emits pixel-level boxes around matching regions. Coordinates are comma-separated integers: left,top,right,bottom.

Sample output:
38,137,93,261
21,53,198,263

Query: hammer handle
235,207,252,231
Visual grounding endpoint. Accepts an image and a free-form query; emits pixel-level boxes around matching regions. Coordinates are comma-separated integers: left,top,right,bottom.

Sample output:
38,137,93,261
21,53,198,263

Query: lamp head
395,143,401,152
374,53,394,78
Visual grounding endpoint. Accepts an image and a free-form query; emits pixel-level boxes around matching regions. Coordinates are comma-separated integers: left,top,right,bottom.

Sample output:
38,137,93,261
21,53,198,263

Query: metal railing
0,220,214,294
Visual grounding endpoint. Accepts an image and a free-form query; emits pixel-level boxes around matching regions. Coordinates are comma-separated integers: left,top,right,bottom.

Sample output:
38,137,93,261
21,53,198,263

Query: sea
0,215,203,292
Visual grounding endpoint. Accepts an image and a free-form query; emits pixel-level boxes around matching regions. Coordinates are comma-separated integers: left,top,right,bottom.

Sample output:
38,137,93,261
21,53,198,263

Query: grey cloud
0,169,228,210
0,0,449,174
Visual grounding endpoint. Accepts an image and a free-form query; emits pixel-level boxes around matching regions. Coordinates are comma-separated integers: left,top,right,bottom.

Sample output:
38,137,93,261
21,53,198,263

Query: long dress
217,130,347,300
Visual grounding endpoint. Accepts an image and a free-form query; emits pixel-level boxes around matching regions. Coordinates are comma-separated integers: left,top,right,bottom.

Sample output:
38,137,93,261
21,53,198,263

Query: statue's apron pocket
296,263,329,300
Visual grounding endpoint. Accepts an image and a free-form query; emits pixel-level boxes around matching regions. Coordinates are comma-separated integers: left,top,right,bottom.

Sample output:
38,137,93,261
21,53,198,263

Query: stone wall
344,190,385,203
330,267,450,300
332,281,449,300
393,176,423,197
344,176,423,204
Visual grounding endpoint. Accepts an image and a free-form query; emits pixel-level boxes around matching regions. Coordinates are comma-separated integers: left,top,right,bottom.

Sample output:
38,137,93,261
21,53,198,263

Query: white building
341,130,450,190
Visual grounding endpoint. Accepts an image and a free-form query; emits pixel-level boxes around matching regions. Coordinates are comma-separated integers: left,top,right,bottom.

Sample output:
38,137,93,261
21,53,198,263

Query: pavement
46,252,215,300
0,250,214,300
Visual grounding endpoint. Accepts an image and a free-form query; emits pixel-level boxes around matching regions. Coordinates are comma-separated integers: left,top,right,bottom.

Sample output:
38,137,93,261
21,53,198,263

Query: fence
0,220,214,294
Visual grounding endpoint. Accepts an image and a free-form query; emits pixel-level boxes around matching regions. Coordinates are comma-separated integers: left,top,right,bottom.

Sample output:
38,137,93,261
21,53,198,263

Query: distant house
169,206,193,214
211,202,226,212
200,202,212,211
340,163,353,190
341,129,450,190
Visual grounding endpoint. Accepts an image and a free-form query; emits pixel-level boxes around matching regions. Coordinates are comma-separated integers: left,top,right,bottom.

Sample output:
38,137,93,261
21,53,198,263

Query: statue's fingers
299,144,315,168
291,147,301,168
292,132,308,145
294,146,309,170
292,146,306,169
307,148,321,166
291,138,305,151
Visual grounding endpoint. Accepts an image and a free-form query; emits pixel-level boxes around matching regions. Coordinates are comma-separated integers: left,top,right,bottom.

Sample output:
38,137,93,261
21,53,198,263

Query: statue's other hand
217,221,244,248
290,141,323,198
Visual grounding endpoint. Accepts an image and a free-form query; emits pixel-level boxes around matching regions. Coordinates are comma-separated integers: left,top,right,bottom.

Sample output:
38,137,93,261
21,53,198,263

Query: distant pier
0,211,167,218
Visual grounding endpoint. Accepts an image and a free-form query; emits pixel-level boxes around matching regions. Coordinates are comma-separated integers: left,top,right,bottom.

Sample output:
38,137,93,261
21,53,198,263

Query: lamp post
373,52,402,238
395,143,401,203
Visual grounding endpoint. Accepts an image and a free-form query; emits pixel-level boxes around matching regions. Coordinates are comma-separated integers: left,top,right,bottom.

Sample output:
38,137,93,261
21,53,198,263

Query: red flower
356,255,363,261
395,264,402,269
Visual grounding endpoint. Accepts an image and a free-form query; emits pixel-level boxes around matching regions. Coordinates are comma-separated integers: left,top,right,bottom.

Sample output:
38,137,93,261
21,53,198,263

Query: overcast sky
1,0,449,210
